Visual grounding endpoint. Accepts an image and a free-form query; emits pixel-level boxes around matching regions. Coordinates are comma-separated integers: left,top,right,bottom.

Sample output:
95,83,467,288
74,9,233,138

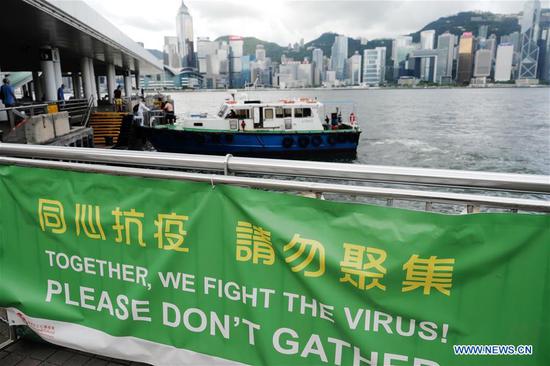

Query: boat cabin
183,99,328,132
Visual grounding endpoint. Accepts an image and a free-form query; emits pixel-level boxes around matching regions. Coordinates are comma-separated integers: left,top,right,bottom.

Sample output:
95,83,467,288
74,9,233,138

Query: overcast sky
83,0,549,50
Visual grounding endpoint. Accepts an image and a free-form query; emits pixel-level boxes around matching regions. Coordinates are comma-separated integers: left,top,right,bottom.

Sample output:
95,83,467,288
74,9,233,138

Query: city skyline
83,0,550,50
144,0,550,89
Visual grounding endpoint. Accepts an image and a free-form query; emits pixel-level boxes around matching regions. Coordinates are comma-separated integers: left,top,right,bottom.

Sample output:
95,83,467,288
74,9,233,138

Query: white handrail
0,144,548,194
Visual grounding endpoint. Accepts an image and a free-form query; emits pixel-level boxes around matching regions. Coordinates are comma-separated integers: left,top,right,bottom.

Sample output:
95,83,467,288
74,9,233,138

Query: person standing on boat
0,78,16,107
163,99,175,124
134,98,150,124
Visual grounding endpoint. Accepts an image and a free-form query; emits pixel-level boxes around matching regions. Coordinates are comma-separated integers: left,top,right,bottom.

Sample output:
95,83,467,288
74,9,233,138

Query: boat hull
141,127,361,158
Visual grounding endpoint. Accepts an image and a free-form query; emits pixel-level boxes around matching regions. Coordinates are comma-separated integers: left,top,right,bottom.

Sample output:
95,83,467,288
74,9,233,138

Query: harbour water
169,88,550,175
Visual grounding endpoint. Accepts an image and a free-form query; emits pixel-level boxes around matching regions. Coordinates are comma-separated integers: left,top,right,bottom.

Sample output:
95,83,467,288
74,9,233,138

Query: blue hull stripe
142,128,361,155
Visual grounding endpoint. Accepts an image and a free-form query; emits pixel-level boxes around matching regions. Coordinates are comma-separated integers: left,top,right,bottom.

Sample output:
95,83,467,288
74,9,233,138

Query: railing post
466,204,480,214
8,110,15,130
425,202,433,211
224,154,233,176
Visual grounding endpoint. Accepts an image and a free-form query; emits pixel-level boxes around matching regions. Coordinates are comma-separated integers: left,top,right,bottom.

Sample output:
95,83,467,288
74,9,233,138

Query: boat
140,95,361,158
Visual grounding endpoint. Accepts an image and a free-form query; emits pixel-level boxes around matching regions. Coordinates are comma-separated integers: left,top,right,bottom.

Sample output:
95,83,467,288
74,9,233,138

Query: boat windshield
217,104,229,117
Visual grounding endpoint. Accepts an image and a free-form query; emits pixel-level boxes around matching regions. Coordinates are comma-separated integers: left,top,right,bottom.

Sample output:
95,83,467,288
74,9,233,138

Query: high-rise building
250,45,272,87
494,43,514,81
229,36,243,88
255,45,266,62
330,35,348,80
392,35,413,79
176,1,195,68
478,25,489,39
312,48,324,86
297,63,313,87
196,37,245,88
197,37,214,74
474,49,492,77
542,28,550,82
457,32,475,83
436,32,456,82
347,51,362,85
363,47,386,85
420,30,436,81
163,36,181,69
518,0,541,79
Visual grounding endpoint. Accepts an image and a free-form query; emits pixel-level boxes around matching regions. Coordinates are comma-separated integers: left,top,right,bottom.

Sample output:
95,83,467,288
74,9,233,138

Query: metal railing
0,103,49,129
0,144,548,213
58,97,94,126
143,110,166,127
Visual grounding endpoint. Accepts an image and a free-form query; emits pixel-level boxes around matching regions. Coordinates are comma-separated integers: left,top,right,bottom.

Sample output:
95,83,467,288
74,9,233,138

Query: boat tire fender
282,137,294,148
311,135,322,147
327,135,337,145
298,136,310,148
195,134,206,144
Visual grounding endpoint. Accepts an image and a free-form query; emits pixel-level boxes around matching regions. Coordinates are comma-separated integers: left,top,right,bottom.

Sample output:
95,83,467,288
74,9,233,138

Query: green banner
0,165,549,365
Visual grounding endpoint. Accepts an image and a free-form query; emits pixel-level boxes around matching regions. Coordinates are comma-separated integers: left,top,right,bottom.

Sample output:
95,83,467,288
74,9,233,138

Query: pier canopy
0,0,162,75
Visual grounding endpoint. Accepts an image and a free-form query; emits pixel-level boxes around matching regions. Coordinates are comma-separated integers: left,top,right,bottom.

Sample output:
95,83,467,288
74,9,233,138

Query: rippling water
168,88,550,175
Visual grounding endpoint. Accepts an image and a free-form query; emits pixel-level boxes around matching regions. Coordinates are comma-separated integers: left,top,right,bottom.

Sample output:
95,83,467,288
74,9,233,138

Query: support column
106,64,116,102
72,75,82,99
81,57,93,103
53,48,63,90
32,71,44,102
135,70,141,94
96,76,102,101
40,47,57,102
124,69,132,97
88,58,98,106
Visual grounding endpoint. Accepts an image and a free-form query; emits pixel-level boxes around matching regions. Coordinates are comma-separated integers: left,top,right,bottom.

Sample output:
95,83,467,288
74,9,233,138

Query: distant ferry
141,94,361,158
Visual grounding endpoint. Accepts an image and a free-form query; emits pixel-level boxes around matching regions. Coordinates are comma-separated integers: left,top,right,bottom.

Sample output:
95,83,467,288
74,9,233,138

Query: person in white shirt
134,98,150,123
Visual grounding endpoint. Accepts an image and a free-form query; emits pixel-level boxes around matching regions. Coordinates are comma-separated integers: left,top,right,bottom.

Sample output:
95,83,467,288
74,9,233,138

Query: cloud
83,0,549,50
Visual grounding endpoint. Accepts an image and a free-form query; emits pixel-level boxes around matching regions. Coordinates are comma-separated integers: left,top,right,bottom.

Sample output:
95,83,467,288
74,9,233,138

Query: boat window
294,108,312,118
225,109,237,119
235,109,250,119
218,104,228,117
275,107,284,118
283,108,292,118
225,109,250,119
265,108,274,120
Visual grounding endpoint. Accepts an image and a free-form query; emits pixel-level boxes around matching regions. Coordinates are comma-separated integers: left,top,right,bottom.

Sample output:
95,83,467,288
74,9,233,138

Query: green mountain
215,36,285,62
409,11,521,42
213,11,524,65
152,9,549,66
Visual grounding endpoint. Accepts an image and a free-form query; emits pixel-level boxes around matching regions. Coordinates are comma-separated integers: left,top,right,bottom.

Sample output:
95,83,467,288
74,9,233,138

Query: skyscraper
436,32,456,82
163,36,181,69
518,0,541,79
348,51,362,85
312,48,324,86
229,36,243,88
474,49,492,77
478,25,489,39
420,30,436,81
392,36,413,79
176,1,195,68
363,47,386,86
542,29,550,82
457,32,474,83
330,35,348,80
255,45,266,62
494,44,514,81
